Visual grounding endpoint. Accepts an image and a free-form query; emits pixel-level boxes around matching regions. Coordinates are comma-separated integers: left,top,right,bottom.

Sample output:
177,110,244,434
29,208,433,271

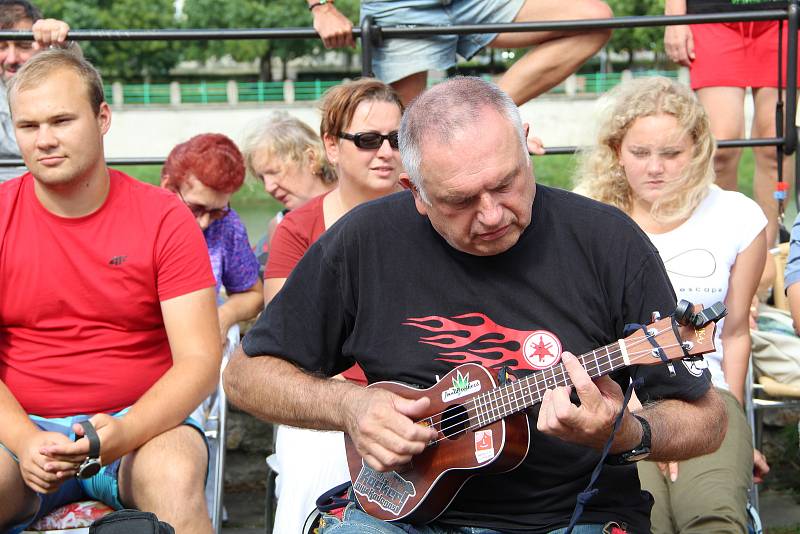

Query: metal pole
796,136,800,212
0,27,330,41
360,16,376,78
0,11,784,42
373,10,787,38
785,0,798,156
523,138,783,156
0,137,782,168
786,0,800,211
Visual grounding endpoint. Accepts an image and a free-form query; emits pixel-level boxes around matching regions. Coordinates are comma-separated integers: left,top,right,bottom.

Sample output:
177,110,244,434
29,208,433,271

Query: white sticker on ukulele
441,370,482,402
474,430,494,463
522,330,562,370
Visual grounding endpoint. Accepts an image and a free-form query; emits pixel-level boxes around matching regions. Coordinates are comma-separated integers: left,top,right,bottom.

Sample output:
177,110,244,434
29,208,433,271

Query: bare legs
0,425,211,534
0,449,38,531
752,86,794,248
119,425,212,534
491,0,612,105
390,0,612,106
697,86,794,248
696,87,746,190
392,72,428,107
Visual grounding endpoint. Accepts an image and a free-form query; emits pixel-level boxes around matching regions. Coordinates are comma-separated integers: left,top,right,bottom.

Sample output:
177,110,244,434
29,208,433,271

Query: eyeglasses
337,130,399,150
177,189,231,221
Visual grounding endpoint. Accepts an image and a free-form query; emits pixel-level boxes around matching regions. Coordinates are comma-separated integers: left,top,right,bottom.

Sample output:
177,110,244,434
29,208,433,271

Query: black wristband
309,0,333,11
79,420,101,458
604,414,652,465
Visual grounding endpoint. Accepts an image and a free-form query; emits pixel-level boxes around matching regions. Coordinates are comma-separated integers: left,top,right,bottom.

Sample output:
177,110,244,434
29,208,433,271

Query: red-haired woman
161,133,263,341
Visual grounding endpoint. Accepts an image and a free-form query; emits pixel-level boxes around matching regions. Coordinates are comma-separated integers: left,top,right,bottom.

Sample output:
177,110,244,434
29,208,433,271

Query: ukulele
344,301,726,524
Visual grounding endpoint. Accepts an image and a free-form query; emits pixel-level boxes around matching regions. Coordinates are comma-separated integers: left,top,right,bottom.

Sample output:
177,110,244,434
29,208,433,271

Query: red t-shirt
0,170,215,417
264,194,367,385
264,195,327,279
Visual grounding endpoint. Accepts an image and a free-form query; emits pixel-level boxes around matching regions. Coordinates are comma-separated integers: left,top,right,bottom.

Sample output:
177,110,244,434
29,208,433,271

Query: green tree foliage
607,0,665,67
34,0,362,81
183,0,359,81
182,0,271,80
37,0,180,80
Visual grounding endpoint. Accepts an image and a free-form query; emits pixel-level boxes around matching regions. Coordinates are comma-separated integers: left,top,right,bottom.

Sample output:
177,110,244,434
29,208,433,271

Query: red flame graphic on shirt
403,312,556,371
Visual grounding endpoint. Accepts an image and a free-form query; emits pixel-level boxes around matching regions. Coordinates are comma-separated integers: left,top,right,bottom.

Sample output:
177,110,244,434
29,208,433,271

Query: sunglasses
177,189,231,221
338,130,399,150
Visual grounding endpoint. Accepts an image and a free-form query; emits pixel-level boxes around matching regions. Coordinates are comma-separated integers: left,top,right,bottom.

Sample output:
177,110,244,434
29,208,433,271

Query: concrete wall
103,96,757,160
101,97,614,159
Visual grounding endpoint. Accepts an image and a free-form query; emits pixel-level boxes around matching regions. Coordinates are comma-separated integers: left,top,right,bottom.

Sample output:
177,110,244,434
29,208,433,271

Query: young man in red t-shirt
0,49,221,533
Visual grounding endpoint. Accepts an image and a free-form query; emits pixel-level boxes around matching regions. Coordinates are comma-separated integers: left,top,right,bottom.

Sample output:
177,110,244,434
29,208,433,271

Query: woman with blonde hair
577,76,768,533
241,110,336,211
241,111,337,270
264,78,404,533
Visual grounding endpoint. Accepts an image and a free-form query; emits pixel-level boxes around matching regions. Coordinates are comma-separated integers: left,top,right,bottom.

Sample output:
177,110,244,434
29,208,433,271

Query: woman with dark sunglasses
263,78,404,533
161,133,264,342
264,78,404,307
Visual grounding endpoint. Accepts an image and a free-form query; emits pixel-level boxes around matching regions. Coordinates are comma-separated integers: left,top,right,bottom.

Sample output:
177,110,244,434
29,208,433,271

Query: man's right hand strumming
344,387,438,472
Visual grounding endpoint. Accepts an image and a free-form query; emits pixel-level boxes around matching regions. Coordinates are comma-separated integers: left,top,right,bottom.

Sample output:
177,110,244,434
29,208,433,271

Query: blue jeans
360,0,525,84
319,504,608,534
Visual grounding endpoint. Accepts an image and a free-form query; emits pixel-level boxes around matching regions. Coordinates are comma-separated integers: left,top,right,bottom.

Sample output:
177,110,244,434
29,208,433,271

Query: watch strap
309,0,333,11
633,414,652,449
604,414,651,465
79,420,101,458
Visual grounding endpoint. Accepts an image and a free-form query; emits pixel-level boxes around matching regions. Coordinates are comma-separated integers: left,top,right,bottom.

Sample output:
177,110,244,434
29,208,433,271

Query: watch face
77,458,102,479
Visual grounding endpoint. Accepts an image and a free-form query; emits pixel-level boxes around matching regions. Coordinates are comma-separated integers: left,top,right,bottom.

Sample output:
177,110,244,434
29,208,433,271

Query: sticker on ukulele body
522,330,562,370
441,369,482,402
353,463,417,516
474,429,495,463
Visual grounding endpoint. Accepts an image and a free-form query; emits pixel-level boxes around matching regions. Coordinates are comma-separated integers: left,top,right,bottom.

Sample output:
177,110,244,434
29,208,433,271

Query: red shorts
690,21,796,89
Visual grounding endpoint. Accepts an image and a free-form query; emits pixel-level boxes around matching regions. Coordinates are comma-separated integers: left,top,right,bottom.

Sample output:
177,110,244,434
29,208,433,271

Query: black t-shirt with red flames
243,186,712,533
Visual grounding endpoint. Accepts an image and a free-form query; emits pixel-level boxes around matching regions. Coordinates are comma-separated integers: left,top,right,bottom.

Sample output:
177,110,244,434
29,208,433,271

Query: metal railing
238,81,285,103
0,4,797,207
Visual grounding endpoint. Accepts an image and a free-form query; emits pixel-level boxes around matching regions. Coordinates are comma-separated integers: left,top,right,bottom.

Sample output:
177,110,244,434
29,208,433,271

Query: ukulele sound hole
441,404,469,439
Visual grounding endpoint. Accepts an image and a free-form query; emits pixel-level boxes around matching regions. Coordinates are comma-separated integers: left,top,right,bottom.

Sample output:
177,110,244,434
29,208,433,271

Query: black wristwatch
76,420,102,479
605,414,652,465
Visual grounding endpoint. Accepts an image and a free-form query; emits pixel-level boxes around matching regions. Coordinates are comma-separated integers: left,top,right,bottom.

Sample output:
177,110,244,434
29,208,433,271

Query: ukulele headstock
624,300,725,367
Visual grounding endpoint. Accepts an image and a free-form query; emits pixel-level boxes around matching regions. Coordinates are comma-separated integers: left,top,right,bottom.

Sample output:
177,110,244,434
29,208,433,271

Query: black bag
89,510,175,534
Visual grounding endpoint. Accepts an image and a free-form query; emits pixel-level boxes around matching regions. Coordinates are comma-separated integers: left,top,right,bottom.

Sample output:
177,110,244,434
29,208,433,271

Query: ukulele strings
426,340,687,446
422,328,685,444
421,325,672,431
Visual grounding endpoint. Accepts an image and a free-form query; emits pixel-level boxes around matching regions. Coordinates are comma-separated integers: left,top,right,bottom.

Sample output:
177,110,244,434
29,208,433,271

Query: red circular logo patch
522,330,562,370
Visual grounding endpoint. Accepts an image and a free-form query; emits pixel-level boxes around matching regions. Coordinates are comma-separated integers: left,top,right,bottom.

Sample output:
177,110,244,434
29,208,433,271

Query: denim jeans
319,504,609,534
